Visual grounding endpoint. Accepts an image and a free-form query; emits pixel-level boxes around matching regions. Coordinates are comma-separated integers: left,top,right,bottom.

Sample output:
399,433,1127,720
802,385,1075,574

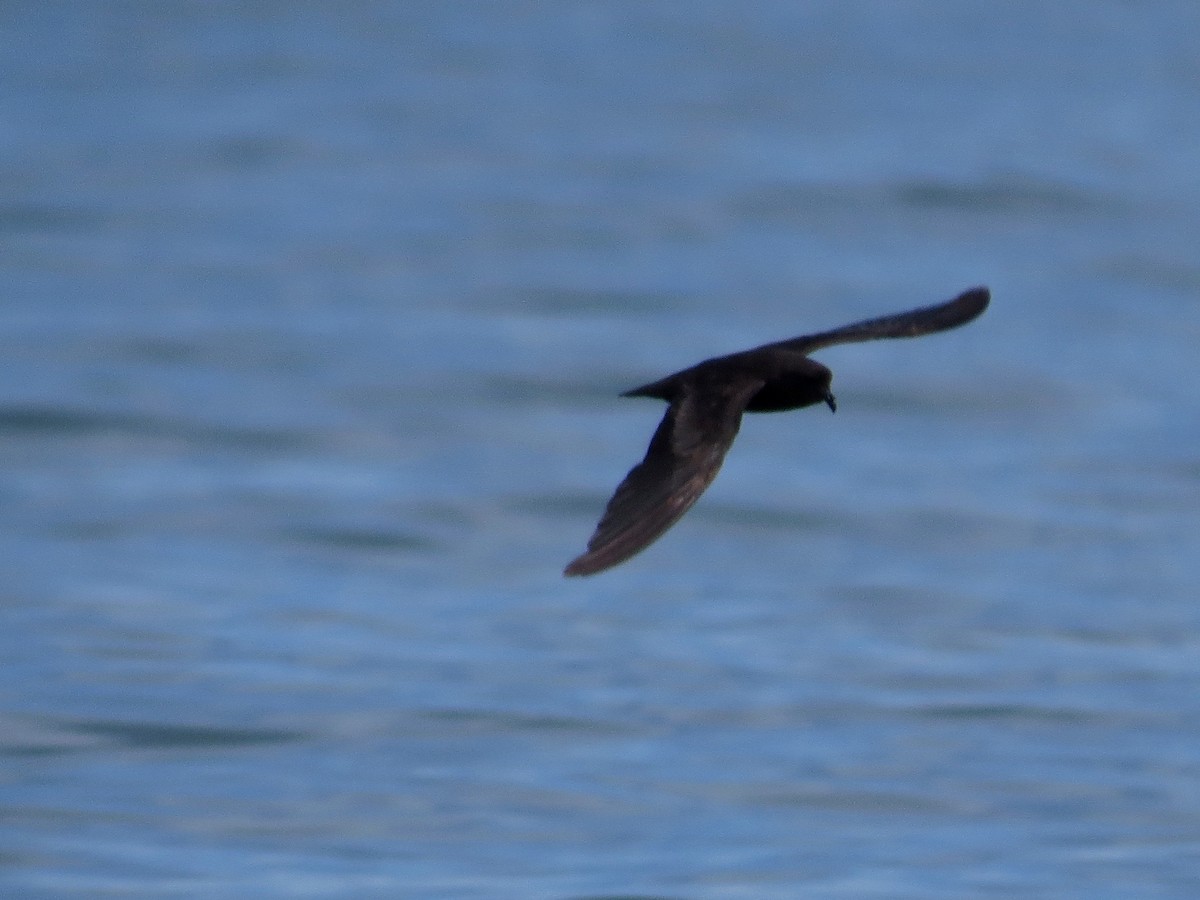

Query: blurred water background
3,2,1200,897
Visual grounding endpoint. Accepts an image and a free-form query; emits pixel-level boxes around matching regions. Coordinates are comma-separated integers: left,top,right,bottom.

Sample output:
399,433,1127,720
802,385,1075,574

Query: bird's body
627,350,834,412
564,287,990,577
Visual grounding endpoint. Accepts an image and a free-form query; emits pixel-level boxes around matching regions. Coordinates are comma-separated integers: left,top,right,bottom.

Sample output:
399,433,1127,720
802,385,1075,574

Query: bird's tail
621,376,675,400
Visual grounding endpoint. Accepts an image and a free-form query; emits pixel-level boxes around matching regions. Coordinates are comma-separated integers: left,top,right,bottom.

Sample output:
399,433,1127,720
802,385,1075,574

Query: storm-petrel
564,286,990,577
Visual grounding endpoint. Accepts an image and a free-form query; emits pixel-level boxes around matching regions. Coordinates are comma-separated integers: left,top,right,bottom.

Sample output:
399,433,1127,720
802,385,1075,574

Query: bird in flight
564,286,990,577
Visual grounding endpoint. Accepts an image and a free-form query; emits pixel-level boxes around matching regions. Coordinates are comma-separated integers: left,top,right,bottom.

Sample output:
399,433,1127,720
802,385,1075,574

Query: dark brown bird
564,286,990,577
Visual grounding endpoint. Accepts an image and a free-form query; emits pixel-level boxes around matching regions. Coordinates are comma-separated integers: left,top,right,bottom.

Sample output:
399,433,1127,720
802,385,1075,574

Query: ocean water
3,2,1200,897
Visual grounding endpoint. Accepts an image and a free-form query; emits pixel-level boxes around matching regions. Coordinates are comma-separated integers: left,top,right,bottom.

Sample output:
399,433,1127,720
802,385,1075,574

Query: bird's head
808,359,835,412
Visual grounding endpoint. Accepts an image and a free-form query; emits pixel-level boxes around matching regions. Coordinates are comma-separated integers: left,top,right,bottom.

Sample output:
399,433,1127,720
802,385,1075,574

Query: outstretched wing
564,375,763,577
765,286,989,356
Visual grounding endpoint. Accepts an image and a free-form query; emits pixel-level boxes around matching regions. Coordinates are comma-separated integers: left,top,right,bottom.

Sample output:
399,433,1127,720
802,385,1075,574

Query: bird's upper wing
564,373,764,577
764,286,989,356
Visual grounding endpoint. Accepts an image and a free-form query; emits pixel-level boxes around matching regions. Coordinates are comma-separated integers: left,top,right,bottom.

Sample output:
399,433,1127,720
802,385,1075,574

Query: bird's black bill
824,391,837,413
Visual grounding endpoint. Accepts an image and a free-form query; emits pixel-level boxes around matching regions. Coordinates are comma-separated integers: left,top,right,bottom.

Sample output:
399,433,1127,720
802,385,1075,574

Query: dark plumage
564,286,990,577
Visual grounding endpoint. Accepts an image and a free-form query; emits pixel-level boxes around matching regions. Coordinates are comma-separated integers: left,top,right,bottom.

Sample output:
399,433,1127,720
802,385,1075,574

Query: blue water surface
3,2,1200,897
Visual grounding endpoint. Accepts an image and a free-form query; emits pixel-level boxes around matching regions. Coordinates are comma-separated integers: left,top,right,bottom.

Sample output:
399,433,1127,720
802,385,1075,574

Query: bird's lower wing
564,379,760,577
767,286,989,355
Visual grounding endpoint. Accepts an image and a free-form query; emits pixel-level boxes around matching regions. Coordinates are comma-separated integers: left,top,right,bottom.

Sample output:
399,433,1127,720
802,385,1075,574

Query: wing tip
958,285,991,314
562,552,607,578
